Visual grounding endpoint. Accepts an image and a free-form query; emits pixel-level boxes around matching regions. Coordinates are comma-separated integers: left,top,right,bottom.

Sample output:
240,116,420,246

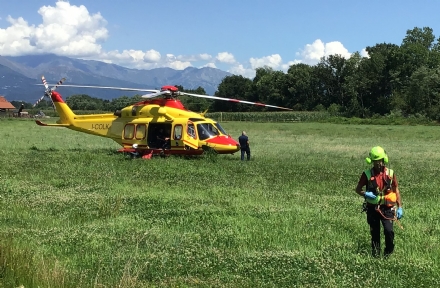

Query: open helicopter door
179,120,200,153
146,123,172,150
170,123,184,152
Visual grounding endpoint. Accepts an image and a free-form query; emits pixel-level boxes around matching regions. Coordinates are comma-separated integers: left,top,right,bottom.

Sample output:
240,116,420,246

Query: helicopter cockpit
196,122,227,140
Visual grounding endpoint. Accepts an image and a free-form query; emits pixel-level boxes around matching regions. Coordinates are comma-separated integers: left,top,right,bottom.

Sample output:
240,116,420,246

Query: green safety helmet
366,146,388,164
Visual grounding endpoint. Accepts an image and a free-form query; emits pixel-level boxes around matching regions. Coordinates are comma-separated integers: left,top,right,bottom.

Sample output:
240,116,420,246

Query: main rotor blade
140,90,170,99
41,75,49,90
51,77,66,91
36,84,160,93
182,92,293,111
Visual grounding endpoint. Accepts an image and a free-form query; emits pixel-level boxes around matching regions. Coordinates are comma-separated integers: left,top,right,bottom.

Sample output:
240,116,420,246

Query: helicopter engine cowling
156,107,174,121
158,107,167,115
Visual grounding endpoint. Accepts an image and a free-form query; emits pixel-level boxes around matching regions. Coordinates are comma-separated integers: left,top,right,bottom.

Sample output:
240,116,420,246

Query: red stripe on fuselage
205,135,239,146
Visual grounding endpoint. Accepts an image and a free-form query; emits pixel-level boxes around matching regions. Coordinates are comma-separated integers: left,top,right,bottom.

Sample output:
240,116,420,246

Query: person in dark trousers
238,131,250,161
355,146,403,258
156,128,171,156
18,103,24,117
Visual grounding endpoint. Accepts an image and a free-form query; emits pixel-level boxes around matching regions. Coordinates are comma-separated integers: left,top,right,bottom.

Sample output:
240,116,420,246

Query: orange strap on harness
375,205,404,230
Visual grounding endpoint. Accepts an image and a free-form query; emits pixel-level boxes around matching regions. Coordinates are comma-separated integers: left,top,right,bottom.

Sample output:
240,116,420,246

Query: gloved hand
364,191,380,204
364,191,376,200
397,207,403,219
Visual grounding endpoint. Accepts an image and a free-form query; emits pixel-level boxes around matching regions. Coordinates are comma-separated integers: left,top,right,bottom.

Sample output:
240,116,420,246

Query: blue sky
1,0,440,78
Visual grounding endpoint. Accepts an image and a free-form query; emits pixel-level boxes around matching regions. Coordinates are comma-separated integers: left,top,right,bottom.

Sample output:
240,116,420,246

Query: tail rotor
34,75,66,109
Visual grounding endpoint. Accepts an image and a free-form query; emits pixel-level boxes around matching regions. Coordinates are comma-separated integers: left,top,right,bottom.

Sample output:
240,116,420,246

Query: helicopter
34,75,292,157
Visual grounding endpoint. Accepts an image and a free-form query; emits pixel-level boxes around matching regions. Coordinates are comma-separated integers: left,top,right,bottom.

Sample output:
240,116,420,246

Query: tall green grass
1,119,440,287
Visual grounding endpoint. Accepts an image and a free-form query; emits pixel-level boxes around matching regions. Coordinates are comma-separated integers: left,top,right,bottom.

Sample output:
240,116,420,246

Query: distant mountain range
0,54,232,103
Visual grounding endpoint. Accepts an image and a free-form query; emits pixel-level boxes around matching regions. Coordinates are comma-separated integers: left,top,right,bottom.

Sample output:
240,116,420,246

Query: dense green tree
360,43,401,115
253,68,287,109
313,54,355,112
211,75,253,112
341,52,370,117
286,63,317,110
403,66,440,119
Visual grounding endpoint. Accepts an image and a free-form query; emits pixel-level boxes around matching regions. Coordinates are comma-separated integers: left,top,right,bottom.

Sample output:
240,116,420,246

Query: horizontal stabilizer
35,120,70,127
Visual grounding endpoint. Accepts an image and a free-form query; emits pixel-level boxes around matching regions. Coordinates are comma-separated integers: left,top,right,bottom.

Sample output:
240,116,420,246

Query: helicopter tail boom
49,90,76,125
51,91,75,124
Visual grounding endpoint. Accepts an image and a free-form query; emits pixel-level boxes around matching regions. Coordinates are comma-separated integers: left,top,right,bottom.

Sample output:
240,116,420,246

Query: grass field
1,118,440,287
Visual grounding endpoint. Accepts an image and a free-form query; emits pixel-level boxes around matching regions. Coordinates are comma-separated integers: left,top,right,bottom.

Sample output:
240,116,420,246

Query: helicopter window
214,123,227,135
135,124,146,140
123,124,135,139
197,123,220,140
174,125,182,140
187,122,196,139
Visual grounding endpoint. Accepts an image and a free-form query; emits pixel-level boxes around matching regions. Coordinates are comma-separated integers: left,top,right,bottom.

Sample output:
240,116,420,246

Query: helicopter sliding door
146,123,172,149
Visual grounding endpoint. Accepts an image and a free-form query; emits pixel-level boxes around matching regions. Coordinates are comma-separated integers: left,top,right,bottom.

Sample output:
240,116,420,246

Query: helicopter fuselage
36,91,240,156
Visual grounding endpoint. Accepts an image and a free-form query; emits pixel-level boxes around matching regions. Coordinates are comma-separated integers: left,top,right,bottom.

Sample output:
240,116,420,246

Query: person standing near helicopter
238,131,250,161
156,127,171,156
355,146,403,258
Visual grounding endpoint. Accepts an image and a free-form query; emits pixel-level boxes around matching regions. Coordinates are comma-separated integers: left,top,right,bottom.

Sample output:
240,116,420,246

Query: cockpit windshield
214,122,227,135
197,123,221,140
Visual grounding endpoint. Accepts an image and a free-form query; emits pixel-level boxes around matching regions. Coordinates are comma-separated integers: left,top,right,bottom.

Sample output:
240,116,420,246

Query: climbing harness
361,167,404,230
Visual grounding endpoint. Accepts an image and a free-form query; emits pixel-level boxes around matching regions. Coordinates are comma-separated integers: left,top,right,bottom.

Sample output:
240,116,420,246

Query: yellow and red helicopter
34,75,292,157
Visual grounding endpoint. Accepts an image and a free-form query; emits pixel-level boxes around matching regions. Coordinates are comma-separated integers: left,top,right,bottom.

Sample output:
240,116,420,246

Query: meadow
1,118,440,287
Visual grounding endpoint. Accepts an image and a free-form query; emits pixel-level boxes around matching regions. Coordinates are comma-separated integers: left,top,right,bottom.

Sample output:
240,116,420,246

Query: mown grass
1,118,440,287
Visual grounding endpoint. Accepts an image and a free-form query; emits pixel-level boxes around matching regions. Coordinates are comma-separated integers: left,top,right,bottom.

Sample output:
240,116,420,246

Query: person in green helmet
355,146,403,258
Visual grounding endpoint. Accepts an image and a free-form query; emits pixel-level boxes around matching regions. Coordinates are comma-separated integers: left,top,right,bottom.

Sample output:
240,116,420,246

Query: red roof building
0,96,16,109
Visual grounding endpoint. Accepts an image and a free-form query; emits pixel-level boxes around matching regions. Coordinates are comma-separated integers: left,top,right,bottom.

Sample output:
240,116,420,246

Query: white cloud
0,1,107,56
360,48,370,58
96,49,161,68
144,49,162,62
295,39,352,65
177,53,213,62
281,60,301,71
249,54,283,70
202,62,217,68
0,1,367,77
199,53,212,61
228,64,256,78
168,60,192,70
216,52,236,63
233,40,363,78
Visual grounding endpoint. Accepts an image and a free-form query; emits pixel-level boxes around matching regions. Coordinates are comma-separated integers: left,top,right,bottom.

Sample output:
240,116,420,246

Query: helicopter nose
204,135,240,154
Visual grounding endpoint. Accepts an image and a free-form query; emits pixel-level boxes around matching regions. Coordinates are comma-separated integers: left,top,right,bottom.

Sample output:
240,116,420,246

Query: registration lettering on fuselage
91,123,110,130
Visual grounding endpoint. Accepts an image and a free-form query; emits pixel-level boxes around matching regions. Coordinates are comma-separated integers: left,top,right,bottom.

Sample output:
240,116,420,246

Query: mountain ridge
0,54,232,102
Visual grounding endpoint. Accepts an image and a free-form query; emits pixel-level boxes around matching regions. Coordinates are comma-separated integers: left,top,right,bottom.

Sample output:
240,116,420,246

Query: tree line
30,26,440,120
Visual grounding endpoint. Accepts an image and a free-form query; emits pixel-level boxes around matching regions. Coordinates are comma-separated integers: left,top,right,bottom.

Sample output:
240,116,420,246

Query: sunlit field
1,118,440,287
